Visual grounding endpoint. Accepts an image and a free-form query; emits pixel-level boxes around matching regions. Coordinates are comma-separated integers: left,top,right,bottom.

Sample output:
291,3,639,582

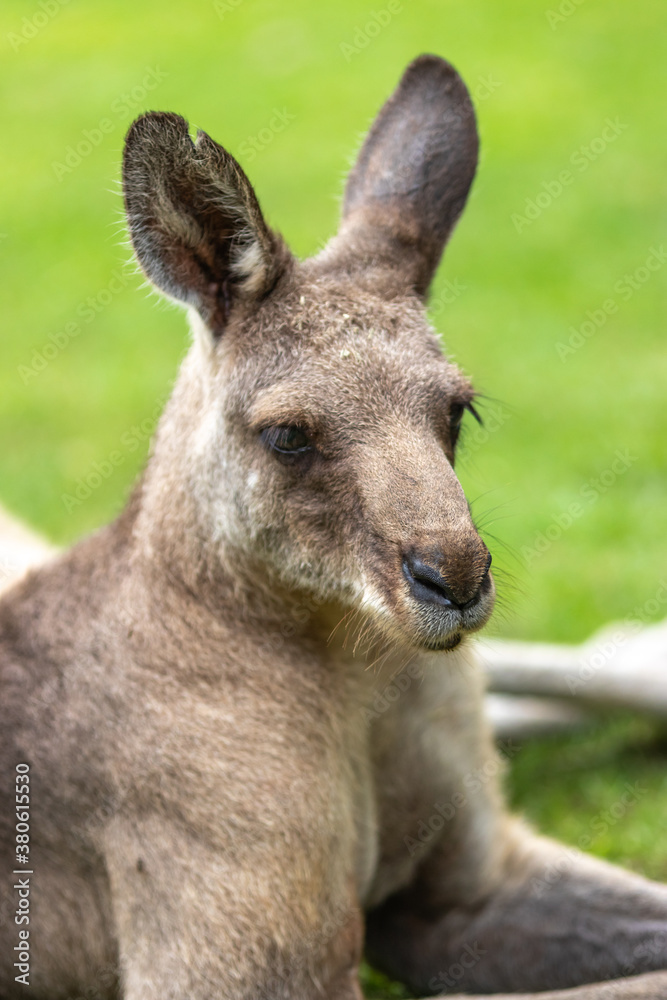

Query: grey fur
1,54,666,1000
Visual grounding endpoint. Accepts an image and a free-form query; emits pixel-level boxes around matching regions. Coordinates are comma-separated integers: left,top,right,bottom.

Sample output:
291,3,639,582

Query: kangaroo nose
403,549,491,610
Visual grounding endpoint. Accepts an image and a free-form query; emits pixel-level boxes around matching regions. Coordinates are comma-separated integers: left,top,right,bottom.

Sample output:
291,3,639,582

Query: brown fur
1,54,666,1000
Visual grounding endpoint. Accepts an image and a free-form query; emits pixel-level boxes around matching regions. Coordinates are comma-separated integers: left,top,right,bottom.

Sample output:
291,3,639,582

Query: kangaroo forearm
430,971,667,1000
428,899,667,994
366,840,667,995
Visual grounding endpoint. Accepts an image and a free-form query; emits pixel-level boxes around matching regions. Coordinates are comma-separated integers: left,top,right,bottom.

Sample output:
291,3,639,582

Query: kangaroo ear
122,112,289,335
331,55,479,298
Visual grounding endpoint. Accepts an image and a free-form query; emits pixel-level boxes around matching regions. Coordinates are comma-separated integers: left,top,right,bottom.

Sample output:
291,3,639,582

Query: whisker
327,607,355,646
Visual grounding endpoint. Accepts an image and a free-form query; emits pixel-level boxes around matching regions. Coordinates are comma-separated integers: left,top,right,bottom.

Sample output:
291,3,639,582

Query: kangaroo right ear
122,112,290,336
327,55,479,299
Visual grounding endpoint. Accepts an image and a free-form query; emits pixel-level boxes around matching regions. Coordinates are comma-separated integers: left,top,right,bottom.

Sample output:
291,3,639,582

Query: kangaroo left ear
122,112,291,336
326,55,479,299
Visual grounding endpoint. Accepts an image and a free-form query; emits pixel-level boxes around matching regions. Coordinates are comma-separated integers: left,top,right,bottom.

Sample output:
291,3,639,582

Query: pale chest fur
346,644,503,909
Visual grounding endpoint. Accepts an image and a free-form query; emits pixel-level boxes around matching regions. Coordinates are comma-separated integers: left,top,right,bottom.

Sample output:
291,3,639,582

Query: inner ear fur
122,112,290,334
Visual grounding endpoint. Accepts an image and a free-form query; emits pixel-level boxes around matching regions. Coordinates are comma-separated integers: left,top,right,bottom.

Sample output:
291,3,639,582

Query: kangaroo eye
449,404,465,446
449,400,482,449
261,425,312,457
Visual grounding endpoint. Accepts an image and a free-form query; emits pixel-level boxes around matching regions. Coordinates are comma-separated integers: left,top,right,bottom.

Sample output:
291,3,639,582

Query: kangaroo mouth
406,569,495,652
423,632,463,652
358,552,494,653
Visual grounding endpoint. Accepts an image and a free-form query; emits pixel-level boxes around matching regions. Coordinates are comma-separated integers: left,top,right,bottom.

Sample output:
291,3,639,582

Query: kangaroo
1,54,666,1000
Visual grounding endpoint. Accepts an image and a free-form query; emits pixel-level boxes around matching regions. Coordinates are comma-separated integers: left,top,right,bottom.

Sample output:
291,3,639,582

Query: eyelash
260,425,313,464
449,400,483,446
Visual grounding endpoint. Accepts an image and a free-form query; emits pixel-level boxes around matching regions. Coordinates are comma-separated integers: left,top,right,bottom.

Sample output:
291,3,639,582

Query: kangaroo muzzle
403,546,492,610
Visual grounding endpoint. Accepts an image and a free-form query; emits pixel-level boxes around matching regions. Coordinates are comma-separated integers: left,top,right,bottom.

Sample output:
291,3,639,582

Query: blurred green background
1,1,665,993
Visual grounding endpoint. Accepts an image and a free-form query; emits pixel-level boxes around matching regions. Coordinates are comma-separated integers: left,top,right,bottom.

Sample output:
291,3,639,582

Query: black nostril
403,556,461,609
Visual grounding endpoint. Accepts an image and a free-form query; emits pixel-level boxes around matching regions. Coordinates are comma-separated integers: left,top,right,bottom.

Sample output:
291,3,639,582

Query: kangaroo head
122,55,494,652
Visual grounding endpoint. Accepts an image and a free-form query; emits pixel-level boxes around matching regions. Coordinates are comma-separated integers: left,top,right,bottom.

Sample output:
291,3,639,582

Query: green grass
1,1,666,994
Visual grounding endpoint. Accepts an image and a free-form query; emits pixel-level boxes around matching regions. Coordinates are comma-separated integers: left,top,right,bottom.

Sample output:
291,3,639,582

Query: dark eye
449,400,482,449
261,425,312,461
449,403,465,446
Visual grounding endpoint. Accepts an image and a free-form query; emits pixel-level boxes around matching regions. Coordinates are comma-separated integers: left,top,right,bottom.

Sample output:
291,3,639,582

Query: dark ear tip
405,53,457,74
124,111,191,152
401,53,471,96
